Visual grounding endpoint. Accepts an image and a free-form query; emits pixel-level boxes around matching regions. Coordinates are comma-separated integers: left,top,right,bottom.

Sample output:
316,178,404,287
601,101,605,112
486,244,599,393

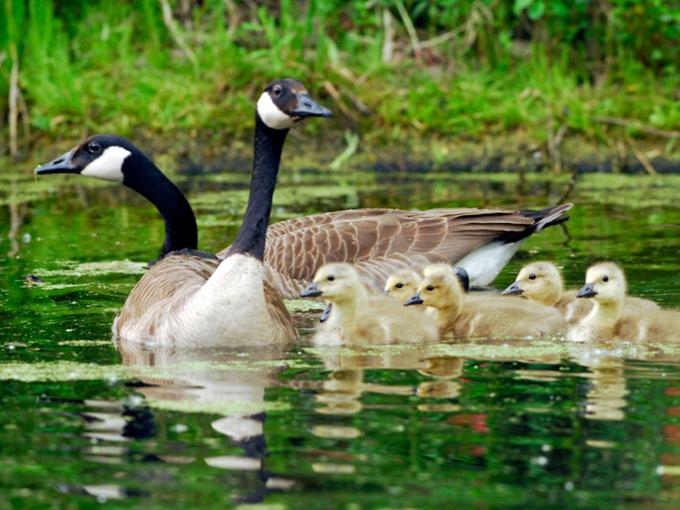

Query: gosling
503,261,658,322
567,262,680,342
406,265,566,339
384,269,422,304
301,263,439,344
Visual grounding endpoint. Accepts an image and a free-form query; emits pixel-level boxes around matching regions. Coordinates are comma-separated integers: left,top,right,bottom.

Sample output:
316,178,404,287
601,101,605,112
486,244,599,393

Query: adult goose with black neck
36,79,331,346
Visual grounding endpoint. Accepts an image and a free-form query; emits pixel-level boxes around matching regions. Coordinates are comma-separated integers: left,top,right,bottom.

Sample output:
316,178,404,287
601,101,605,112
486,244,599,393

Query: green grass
1,0,678,162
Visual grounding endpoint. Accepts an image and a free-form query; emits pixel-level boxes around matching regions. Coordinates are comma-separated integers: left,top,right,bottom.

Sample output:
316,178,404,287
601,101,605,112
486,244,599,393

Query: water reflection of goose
76,339,294,503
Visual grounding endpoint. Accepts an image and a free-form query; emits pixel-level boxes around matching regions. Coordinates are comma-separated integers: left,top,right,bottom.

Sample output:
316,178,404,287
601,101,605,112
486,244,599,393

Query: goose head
502,261,563,305
405,265,463,310
300,263,364,305
384,269,421,303
576,262,627,306
35,134,146,184
256,79,332,130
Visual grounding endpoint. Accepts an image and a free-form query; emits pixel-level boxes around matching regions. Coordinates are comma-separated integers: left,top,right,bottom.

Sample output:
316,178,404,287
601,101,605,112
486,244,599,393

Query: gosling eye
272,85,283,96
87,141,102,154
528,273,536,280
426,285,435,292
602,275,609,282
395,283,404,289
327,275,335,282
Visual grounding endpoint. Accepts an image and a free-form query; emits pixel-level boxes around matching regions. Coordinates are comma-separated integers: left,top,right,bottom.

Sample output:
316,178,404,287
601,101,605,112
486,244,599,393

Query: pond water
1,161,680,509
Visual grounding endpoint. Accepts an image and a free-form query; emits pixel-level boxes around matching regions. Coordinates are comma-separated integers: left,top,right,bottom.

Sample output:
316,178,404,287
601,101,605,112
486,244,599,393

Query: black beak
502,281,524,296
300,282,323,298
293,94,332,118
404,293,424,306
454,266,470,293
319,303,332,323
576,283,597,298
35,150,78,175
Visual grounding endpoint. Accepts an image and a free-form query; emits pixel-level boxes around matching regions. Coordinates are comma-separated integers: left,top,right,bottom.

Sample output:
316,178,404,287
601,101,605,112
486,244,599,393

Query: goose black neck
229,115,288,260
122,155,198,257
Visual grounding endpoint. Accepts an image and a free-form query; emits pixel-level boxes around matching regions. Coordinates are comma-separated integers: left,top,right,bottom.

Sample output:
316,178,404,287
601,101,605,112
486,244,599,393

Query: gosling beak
319,304,332,323
35,150,78,175
576,283,597,298
300,282,323,298
404,293,424,306
502,281,524,296
293,94,332,118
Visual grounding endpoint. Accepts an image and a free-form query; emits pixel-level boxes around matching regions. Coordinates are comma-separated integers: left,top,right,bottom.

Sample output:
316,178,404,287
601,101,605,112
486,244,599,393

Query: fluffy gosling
503,261,658,323
567,262,680,342
384,268,422,303
406,265,566,339
301,263,439,344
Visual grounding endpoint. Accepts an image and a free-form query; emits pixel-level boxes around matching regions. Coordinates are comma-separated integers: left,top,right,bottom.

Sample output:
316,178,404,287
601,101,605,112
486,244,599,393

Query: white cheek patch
256,93,294,130
81,146,130,182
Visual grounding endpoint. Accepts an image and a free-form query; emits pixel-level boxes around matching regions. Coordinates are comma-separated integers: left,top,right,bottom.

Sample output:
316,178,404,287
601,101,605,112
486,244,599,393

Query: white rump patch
81,146,130,182
256,93,294,130
456,240,525,287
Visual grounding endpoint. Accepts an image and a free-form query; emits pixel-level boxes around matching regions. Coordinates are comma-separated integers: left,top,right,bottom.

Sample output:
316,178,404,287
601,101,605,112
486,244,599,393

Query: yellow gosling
301,263,439,344
407,265,566,339
568,262,680,342
384,269,422,304
503,261,658,323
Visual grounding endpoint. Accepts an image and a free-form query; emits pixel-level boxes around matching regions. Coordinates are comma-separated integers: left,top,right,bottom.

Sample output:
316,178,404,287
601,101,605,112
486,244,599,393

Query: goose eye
327,275,335,282
426,285,435,292
395,283,404,289
272,85,283,96
602,275,609,282
529,273,536,280
87,141,102,154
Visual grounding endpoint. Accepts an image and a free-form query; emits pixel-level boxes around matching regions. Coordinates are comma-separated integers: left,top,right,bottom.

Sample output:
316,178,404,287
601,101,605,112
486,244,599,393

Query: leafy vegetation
0,0,678,162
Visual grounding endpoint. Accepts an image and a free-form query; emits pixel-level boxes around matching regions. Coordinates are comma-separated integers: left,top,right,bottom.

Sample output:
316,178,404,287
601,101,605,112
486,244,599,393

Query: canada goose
567,262,680,342
37,135,572,299
405,265,566,339
300,263,439,344
503,261,659,323
244,203,573,297
36,79,331,346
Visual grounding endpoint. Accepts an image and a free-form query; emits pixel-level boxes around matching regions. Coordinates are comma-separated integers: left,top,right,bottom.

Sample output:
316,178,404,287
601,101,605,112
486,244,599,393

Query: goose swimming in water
503,261,658,323
301,263,439,344
405,265,566,339
567,262,680,342
36,79,331,346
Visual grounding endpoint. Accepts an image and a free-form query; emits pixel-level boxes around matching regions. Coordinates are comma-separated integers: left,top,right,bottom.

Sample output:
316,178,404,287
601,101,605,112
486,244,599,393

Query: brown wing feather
218,207,569,297
115,254,220,336
263,280,298,340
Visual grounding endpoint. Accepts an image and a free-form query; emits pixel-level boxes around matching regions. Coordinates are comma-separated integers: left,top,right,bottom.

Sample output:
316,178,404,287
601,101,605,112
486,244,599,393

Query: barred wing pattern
218,206,571,298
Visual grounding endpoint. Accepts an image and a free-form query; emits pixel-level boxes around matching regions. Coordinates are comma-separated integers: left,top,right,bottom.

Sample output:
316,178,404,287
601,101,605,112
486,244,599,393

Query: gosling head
384,269,421,303
300,263,363,304
576,262,627,306
405,265,463,310
35,134,146,184
502,261,563,305
256,79,332,130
